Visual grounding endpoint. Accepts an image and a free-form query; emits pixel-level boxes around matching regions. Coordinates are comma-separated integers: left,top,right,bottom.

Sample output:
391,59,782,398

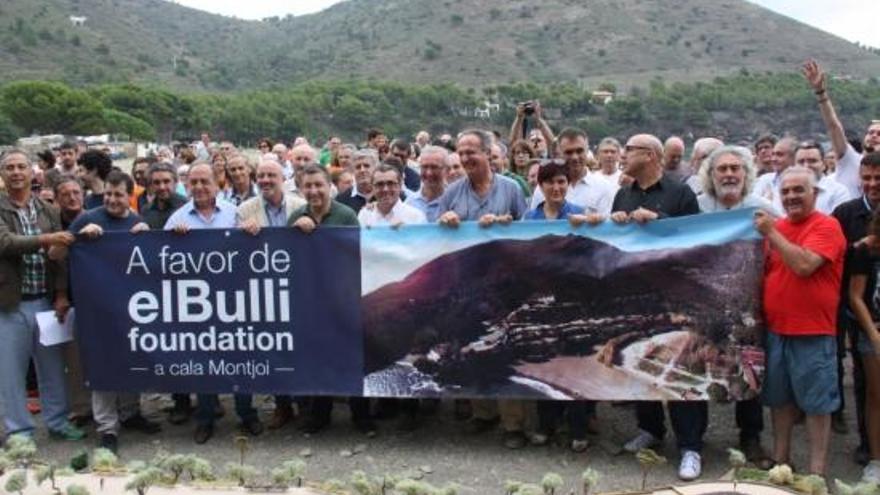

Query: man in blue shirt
163,163,263,444
65,171,159,454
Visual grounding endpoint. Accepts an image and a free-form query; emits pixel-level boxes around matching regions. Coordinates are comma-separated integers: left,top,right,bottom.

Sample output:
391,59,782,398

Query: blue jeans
195,394,257,426
0,298,70,436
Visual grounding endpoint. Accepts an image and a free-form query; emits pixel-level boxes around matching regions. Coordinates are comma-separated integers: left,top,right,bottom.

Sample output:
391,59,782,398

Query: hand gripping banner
71,208,764,401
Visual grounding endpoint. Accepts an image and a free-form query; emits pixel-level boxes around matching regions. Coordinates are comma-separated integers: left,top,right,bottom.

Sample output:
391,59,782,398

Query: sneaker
121,414,162,434
99,433,118,455
678,450,702,481
503,430,527,450
862,460,880,485
49,423,86,441
529,432,550,446
571,439,590,452
623,429,660,453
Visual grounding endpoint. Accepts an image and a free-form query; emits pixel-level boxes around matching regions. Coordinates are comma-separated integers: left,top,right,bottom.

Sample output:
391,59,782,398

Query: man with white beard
697,146,780,215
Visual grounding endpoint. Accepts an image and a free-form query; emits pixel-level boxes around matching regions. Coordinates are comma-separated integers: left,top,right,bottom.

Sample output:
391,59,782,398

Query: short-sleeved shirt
405,189,443,223
287,200,359,227
163,199,238,230
611,174,699,218
763,211,846,336
437,173,527,221
69,207,143,233
140,194,187,230
358,200,426,227
851,245,880,320
524,201,585,220
529,172,615,215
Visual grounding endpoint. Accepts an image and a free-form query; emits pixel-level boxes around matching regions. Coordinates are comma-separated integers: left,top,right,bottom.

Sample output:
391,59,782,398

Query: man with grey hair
407,145,449,222
272,143,294,179
337,149,379,213
685,137,724,195
754,164,845,476
695,144,777,469
596,137,623,190
697,145,779,215
283,144,319,197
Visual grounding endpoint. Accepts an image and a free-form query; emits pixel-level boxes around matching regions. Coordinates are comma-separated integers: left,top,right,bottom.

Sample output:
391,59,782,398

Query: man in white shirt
794,142,849,214
803,60,880,201
358,164,426,227
529,128,615,215
595,137,623,191
752,137,798,206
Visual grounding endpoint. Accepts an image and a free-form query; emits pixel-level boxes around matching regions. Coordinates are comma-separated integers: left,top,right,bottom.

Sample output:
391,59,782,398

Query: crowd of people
2,59,880,484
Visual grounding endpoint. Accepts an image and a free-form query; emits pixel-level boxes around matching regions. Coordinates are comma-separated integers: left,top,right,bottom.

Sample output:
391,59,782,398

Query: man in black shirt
611,133,703,481
611,134,700,220
140,162,187,231
831,151,880,464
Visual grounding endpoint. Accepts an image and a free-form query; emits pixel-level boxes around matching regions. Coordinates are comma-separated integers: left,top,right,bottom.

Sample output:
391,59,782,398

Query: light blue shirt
264,199,288,227
436,173,527,221
405,189,443,223
163,199,238,230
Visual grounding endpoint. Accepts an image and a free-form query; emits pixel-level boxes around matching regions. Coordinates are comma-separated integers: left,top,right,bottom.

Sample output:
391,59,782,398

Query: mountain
361,234,763,375
1,0,878,91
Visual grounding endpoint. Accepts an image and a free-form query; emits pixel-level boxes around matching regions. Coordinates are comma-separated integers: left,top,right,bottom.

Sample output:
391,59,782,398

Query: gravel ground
22,382,865,494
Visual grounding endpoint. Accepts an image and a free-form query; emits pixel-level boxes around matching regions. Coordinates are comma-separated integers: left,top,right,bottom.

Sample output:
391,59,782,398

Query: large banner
71,209,765,401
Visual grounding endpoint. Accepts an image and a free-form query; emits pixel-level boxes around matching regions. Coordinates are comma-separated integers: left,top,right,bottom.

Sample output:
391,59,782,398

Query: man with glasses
358,164,426,227
611,134,702,480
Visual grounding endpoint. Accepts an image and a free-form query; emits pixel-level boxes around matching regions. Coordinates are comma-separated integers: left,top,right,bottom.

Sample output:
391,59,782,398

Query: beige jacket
236,193,306,227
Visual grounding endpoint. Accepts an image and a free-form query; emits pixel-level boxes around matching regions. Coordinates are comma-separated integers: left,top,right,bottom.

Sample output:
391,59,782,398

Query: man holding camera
510,101,555,159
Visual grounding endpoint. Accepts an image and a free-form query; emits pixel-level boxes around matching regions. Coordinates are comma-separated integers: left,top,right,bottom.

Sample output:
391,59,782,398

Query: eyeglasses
372,180,400,189
624,145,652,153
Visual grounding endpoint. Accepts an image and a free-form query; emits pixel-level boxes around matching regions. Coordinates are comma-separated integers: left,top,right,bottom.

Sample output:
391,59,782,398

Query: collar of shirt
351,183,372,200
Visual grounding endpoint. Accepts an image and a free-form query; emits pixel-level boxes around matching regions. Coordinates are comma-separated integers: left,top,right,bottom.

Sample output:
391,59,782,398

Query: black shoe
193,424,213,444
239,418,264,437
740,437,773,470
99,433,118,454
122,414,162,434
70,414,93,428
397,412,419,432
466,417,499,434
299,416,330,435
168,405,193,425
353,419,378,437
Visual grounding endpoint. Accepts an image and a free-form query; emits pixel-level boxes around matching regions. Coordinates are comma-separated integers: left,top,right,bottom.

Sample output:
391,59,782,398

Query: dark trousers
275,395,293,409
838,314,868,449
172,393,191,409
735,398,764,443
195,394,256,426
637,401,708,452
309,397,371,423
536,400,596,441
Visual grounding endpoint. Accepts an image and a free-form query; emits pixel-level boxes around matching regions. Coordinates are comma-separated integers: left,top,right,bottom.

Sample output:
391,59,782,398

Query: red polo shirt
763,211,846,336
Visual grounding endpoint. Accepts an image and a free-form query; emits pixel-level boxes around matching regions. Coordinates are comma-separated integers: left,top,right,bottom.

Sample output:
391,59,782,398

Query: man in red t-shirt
755,165,846,475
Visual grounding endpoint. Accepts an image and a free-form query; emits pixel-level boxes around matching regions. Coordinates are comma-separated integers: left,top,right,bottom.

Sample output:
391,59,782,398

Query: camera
520,101,535,116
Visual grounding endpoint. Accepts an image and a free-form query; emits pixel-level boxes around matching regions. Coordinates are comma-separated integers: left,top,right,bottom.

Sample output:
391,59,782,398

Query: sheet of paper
37,308,75,346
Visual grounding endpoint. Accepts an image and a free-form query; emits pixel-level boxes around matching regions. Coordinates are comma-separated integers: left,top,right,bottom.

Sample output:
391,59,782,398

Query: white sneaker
623,429,660,453
678,450,702,481
862,460,880,485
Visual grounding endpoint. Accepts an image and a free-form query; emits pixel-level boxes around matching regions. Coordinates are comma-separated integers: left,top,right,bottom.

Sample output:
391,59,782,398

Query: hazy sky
172,0,880,47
